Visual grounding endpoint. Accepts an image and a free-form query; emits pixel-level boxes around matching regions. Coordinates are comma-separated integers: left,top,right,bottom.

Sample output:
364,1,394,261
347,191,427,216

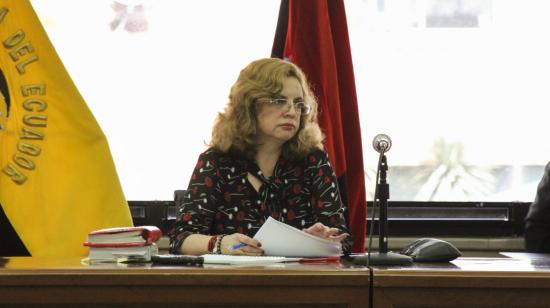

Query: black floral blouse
169,148,352,254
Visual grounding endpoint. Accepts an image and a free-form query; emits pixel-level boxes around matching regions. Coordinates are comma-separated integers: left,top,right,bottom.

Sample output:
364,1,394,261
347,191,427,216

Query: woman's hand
303,223,349,243
220,233,264,255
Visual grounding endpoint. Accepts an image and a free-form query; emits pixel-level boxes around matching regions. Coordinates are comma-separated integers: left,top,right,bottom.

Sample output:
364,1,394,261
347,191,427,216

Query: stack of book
83,226,162,262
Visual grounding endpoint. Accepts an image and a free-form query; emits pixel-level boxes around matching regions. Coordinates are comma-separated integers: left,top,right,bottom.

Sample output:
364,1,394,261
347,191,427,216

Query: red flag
272,0,367,252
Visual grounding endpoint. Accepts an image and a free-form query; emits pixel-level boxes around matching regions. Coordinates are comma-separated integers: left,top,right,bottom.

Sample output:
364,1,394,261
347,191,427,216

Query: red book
83,226,162,247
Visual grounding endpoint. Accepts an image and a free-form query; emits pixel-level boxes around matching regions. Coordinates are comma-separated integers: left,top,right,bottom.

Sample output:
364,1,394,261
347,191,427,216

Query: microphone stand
367,153,412,265
353,151,412,266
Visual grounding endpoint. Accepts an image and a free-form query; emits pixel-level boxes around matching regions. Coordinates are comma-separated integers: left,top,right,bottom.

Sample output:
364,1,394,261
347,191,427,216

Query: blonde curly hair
210,58,324,161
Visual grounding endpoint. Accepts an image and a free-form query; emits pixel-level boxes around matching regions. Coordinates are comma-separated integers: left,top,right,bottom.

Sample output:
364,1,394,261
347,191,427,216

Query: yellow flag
0,0,132,256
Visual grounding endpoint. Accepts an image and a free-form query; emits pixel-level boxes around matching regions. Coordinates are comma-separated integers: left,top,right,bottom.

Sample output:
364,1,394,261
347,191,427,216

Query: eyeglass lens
270,99,310,115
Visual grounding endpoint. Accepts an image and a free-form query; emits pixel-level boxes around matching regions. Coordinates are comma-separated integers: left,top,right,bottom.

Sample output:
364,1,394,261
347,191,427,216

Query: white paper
253,217,342,257
201,254,300,265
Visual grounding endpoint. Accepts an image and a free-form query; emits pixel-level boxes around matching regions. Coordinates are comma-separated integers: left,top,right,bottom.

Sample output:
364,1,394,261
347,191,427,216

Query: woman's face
255,77,303,147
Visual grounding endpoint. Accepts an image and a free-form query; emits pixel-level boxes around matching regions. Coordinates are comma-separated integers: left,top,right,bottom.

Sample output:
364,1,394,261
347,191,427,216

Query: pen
299,256,341,264
229,242,248,251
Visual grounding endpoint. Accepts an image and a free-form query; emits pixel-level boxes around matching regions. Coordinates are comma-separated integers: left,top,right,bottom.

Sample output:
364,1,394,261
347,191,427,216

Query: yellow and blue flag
0,0,132,256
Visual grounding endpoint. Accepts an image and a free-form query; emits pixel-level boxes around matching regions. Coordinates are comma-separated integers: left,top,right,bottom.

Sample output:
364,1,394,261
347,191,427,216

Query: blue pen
229,242,248,251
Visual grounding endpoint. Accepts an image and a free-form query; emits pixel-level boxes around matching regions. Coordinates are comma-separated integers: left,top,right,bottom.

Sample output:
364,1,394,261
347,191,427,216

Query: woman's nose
284,102,300,116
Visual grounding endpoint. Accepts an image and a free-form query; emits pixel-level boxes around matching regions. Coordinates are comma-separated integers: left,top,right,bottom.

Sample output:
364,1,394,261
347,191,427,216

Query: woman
169,58,351,256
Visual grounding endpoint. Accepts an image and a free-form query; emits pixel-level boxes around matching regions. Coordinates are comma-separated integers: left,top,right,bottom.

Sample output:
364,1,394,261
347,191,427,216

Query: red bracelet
207,235,217,252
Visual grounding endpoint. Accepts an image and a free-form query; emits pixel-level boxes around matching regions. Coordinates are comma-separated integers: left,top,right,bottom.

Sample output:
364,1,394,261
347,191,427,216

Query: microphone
351,133,412,266
372,134,392,153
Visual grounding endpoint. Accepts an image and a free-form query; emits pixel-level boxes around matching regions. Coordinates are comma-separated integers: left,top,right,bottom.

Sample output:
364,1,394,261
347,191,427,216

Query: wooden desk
0,257,370,307
3,253,550,307
372,252,550,308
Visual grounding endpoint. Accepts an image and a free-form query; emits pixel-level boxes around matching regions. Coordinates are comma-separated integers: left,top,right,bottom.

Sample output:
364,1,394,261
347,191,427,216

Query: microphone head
373,134,392,153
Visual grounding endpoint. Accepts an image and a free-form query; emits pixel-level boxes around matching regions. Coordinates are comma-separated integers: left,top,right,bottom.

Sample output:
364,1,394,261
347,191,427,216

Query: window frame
129,200,530,238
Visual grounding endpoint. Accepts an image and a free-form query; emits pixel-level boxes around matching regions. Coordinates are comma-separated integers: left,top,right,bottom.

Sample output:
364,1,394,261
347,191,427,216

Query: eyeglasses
258,98,311,115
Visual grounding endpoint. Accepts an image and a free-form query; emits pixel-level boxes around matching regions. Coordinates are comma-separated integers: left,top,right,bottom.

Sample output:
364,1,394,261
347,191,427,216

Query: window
32,0,280,200
33,0,548,203
346,0,548,202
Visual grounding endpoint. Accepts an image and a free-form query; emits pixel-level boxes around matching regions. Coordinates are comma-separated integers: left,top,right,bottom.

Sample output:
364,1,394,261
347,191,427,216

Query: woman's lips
280,123,296,129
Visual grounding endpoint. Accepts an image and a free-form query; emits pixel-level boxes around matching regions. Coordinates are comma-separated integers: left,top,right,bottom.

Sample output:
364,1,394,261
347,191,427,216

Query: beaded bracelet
215,234,226,254
207,235,217,253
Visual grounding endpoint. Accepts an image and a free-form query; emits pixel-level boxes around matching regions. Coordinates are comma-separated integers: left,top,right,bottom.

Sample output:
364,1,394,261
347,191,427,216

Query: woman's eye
273,99,287,105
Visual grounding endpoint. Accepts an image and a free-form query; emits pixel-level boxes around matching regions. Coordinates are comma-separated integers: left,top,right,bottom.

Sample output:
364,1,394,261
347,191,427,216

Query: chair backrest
174,190,188,207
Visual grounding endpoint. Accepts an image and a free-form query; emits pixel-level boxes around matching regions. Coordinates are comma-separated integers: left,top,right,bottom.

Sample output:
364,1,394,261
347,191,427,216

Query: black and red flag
272,0,367,252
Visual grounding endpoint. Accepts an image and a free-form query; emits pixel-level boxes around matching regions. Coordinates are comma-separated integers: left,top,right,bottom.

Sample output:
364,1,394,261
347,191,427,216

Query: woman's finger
329,233,349,242
242,249,264,256
308,223,325,232
326,227,340,236
235,235,262,249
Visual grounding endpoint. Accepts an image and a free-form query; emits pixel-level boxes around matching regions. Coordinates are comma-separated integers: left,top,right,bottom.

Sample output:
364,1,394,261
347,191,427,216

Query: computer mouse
399,238,461,262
